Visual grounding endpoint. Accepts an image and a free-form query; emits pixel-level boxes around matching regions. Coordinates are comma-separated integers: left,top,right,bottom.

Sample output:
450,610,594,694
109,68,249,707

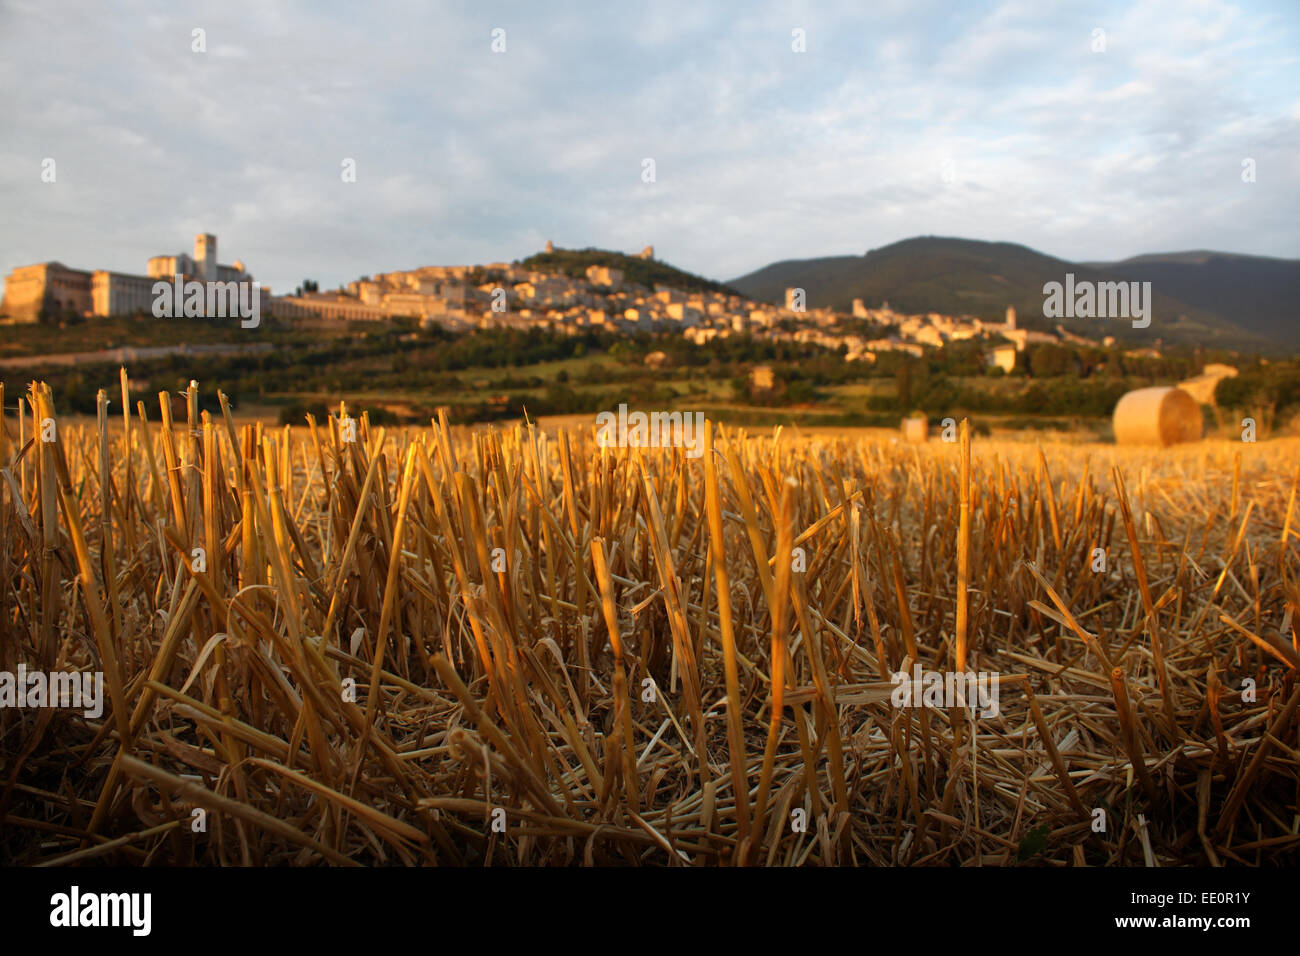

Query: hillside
730,237,1281,350
519,247,741,297
1082,251,1300,348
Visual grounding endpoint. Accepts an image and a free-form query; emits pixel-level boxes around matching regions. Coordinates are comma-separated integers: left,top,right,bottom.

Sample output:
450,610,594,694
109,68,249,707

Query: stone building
148,234,247,284
585,264,623,288
749,366,776,392
1,261,93,322
271,293,389,323
289,264,472,326
2,233,253,322
92,271,157,317
987,344,1018,373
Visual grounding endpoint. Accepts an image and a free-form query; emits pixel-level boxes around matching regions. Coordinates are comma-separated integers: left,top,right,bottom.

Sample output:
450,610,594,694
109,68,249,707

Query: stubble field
1,377,1297,866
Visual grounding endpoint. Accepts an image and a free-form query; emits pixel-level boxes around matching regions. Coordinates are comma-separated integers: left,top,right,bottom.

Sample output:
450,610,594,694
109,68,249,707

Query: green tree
1027,344,1070,378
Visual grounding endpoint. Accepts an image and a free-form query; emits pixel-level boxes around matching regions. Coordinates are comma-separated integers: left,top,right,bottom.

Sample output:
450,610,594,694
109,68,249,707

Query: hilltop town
271,239,1119,370
1,233,1133,374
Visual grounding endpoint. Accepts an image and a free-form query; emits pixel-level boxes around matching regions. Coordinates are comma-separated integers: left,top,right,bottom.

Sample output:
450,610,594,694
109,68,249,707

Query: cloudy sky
1,0,1297,296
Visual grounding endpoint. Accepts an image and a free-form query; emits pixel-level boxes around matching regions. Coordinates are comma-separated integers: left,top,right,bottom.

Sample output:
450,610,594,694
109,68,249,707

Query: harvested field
1,377,1298,866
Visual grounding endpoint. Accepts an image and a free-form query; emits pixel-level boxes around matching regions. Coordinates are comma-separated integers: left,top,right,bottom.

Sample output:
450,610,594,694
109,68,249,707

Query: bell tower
195,233,216,281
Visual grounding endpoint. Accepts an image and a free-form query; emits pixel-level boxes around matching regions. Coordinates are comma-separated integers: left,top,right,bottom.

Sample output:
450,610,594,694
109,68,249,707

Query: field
1,377,1298,867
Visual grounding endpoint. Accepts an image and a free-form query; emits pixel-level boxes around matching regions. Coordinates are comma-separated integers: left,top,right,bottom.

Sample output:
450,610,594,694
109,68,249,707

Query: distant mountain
520,247,741,298
729,237,1295,350
1081,251,1300,349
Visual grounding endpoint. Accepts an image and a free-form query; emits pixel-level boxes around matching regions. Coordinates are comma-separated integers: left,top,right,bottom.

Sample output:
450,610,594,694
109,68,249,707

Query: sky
1,0,1297,297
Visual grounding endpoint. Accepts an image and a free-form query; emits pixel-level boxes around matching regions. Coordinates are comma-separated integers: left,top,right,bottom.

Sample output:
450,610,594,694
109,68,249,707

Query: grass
0,314,310,359
1,372,1298,866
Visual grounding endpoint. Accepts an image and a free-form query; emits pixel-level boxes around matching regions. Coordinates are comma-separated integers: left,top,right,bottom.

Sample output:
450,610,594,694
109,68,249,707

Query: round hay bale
1113,387,1203,446
901,416,928,444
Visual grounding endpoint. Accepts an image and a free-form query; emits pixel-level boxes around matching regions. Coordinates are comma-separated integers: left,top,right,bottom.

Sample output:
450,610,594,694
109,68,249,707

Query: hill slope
730,237,1285,349
520,247,740,297
1082,252,1300,348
